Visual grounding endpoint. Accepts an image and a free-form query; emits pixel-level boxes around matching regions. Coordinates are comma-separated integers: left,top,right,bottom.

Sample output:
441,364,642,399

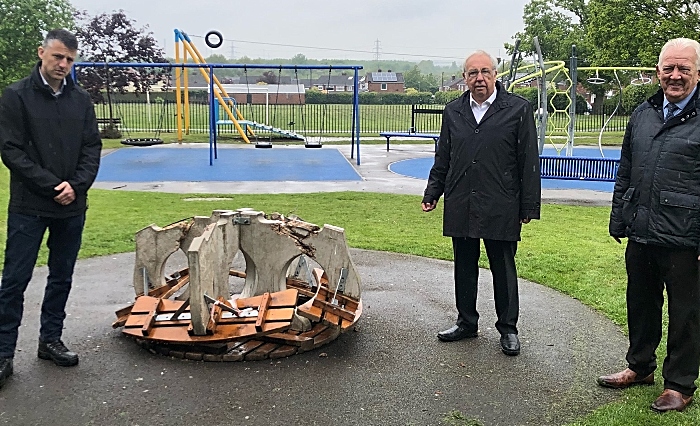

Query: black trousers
625,241,700,395
0,213,85,358
452,237,519,335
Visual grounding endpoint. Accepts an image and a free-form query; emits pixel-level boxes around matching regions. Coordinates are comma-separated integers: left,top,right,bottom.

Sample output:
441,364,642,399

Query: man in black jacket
0,29,101,389
597,38,700,413
422,50,540,356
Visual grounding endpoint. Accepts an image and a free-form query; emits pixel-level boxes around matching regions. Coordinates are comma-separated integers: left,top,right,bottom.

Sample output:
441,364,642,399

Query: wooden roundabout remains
112,209,362,361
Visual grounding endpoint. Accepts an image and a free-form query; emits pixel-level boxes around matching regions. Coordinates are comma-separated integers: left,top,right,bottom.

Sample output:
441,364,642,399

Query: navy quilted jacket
610,85,700,252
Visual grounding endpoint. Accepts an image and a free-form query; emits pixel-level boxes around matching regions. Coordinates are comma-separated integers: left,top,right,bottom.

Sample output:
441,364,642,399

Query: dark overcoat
423,82,541,241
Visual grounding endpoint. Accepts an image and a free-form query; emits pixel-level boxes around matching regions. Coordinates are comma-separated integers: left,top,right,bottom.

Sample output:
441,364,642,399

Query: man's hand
54,181,75,206
520,218,531,224
422,200,437,212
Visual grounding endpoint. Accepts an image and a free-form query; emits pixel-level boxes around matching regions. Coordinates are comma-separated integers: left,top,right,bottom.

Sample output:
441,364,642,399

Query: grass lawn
0,139,693,425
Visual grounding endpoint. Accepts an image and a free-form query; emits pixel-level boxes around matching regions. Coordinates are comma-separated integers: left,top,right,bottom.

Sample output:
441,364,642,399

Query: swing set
73,29,364,165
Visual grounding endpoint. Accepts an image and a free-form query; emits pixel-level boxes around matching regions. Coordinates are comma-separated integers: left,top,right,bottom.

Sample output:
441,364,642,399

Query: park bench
96,117,121,127
539,155,619,181
379,131,440,152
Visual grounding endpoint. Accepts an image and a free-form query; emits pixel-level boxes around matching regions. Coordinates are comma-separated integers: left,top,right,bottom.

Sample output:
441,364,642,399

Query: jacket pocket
621,187,636,225
656,190,700,237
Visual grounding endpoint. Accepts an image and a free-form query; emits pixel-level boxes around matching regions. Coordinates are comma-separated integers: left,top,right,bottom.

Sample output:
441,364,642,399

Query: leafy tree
258,71,278,84
74,10,166,137
403,66,423,91
509,0,587,61
513,0,700,66
587,0,700,66
403,65,440,94
509,0,700,112
0,0,74,90
290,53,307,63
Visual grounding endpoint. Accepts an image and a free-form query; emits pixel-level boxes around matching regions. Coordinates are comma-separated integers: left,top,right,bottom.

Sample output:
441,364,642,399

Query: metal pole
567,45,578,156
174,30,183,142
209,66,215,165
533,37,547,155
353,67,361,165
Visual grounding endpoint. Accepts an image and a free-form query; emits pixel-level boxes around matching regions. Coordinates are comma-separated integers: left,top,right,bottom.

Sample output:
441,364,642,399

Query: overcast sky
68,0,530,64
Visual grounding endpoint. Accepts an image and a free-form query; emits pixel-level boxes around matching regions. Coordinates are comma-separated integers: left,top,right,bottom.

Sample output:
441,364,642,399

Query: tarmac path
0,143,627,425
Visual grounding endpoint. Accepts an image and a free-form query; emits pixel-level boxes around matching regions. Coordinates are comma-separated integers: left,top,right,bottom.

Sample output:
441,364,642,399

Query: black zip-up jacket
423,82,541,241
610,85,700,253
0,62,101,218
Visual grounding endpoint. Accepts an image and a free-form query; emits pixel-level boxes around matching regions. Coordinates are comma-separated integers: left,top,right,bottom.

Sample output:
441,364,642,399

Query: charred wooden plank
245,342,280,361
141,298,164,336
255,292,272,332
312,298,356,322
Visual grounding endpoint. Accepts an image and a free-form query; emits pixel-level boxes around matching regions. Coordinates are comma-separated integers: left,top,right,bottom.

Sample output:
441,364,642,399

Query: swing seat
121,138,164,147
304,141,322,148
255,141,273,148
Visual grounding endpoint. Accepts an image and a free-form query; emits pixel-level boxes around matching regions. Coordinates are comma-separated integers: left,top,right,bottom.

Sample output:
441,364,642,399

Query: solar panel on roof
371,72,397,82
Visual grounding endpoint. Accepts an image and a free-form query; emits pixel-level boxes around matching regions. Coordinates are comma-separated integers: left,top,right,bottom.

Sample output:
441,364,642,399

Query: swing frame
71,62,365,165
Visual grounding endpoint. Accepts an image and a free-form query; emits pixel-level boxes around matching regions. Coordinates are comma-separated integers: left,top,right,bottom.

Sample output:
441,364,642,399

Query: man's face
656,46,700,103
464,54,497,103
37,39,76,85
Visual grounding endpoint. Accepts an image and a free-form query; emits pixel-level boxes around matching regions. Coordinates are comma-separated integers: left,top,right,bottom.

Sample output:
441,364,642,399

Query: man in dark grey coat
598,38,700,413
422,50,540,356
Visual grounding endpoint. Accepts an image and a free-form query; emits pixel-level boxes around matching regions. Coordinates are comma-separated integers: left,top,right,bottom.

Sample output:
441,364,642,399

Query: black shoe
38,340,79,367
500,333,520,356
0,357,12,388
437,325,478,342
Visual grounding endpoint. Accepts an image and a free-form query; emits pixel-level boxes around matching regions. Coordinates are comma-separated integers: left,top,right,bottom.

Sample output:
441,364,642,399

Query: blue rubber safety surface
96,147,362,182
389,147,621,192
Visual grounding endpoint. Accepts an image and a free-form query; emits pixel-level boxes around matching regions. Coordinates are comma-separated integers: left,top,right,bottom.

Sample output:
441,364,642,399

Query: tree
403,65,423,91
403,66,441,94
587,0,700,66
74,10,166,137
510,0,700,113
509,0,587,62
258,71,278,84
512,0,700,66
0,0,74,90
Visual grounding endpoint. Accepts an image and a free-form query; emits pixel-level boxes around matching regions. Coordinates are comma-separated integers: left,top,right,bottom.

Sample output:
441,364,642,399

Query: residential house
363,70,405,93
441,75,466,92
295,74,357,92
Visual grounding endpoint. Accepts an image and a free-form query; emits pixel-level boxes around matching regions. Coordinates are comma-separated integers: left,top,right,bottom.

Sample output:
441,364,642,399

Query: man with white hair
422,50,540,356
599,37,700,413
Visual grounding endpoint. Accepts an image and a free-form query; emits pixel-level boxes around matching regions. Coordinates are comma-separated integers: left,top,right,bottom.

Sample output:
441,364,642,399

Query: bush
622,83,659,113
434,91,463,104
306,89,434,105
100,124,122,139
513,87,588,113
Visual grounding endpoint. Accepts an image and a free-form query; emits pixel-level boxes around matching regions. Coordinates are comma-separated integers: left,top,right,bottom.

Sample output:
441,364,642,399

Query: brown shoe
651,389,693,413
597,368,654,389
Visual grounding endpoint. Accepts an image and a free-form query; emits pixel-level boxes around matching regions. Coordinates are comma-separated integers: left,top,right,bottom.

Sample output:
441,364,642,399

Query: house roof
365,72,404,84
293,75,358,88
444,76,465,88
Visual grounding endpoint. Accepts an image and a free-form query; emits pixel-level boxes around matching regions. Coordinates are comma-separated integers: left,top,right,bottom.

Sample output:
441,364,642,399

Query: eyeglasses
660,64,695,76
465,68,494,79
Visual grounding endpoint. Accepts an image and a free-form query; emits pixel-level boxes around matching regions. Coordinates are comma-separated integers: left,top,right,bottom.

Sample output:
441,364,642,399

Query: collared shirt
39,71,66,97
470,90,497,124
663,86,697,119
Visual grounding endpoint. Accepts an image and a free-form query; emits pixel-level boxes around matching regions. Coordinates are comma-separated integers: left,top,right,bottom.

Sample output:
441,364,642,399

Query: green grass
0,140,692,425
